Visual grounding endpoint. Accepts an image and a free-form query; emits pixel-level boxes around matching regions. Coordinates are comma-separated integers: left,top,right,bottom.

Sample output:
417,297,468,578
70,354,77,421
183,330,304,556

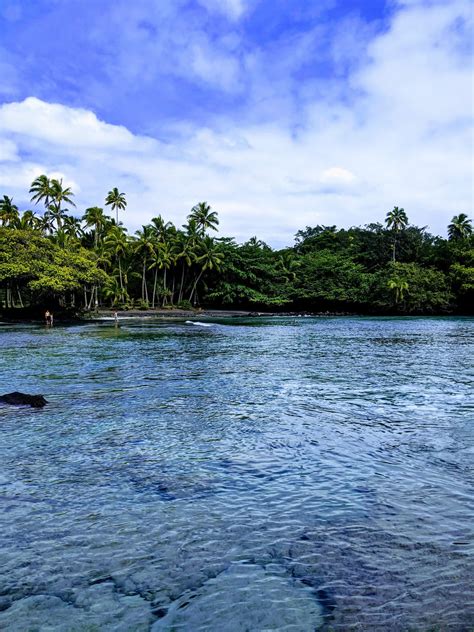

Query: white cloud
191,42,242,92
197,0,249,21
320,167,357,185
0,138,18,161
84,1,247,96
0,97,151,151
0,0,472,245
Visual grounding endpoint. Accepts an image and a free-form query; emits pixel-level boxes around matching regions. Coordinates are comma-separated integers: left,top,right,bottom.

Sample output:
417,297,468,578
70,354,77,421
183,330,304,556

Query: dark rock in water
0,392,48,408
151,607,168,619
89,575,114,586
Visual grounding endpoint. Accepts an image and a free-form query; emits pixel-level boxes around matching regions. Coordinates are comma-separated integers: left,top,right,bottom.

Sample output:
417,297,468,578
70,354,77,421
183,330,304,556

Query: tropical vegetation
0,178,472,316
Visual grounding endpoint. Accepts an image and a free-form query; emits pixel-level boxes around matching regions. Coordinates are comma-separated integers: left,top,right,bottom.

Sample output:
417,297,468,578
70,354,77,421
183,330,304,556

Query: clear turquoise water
0,316,473,631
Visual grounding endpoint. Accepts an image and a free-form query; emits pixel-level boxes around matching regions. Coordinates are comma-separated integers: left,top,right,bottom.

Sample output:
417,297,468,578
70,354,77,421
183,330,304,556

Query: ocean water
0,316,473,631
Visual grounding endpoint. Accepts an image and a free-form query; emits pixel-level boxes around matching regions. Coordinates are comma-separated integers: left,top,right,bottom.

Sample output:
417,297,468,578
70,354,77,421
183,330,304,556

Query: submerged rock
0,392,48,408
0,588,153,632
152,562,324,631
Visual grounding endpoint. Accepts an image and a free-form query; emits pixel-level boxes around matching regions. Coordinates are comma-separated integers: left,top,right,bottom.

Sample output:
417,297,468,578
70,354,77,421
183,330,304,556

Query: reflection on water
0,316,473,630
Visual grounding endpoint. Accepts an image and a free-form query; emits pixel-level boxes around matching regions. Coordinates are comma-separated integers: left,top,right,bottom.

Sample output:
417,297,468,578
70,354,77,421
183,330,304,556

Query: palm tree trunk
189,269,204,303
145,263,149,304
17,286,24,308
152,268,158,308
87,286,96,310
118,258,124,301
178,264,186,303
162,268,167,306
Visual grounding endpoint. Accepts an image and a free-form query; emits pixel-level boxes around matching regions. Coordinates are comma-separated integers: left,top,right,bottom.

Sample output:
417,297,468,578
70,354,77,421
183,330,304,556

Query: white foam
185,321,213,327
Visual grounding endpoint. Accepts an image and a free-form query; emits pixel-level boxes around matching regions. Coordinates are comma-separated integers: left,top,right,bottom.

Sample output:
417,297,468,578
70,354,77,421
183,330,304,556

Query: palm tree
0,195,20,227
29,174,52,208
246,236,267,249
30,176,75,232
121,258,139,299
385,206,408,261
104,226,129,301
83,207,107,248
48,204,68,232
18,210,40,230
188,202,219,236
105,188,127,225
133,225,155,304
176,226,198,304
151,215,175,242
277,251,300,284
49,179,76,231
385,206,408,232
149,240,174,307
62,215,84,240
103,276,123,307
54,228,68,249
448,214,472,240
189,236,224,304
50,178,75,212
388,278,409,303
38,211,55,236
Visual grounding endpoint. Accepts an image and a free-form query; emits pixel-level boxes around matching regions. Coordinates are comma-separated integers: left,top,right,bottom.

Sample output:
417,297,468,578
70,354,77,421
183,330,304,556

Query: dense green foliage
0,176,472,314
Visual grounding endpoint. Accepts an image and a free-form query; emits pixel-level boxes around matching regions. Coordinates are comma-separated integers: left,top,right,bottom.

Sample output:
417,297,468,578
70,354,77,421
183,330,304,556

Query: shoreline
84,308,365,320
0,308,358,323
88,308,261,319
1,308,469,324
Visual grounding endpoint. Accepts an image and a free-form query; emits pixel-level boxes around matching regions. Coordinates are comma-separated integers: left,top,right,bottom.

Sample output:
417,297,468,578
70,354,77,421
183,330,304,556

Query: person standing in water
45,310,51,326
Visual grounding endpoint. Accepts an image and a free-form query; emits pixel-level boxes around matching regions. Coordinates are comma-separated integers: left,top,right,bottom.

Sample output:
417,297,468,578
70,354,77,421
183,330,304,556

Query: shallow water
0,316,473,631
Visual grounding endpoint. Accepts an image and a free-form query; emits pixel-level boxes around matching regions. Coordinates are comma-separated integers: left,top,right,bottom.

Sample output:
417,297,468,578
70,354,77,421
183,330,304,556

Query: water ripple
0,316,473,630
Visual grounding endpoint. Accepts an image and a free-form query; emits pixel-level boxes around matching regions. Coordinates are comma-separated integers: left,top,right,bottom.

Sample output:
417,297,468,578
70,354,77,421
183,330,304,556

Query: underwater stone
152,562,324,631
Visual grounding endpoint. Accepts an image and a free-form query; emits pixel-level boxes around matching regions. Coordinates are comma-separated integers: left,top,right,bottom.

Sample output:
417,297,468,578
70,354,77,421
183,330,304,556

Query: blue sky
1,0,392,133
0,0,472,244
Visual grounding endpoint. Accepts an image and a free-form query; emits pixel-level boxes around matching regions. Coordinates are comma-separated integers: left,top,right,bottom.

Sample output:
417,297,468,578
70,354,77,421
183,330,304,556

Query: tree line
0,175,472,315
